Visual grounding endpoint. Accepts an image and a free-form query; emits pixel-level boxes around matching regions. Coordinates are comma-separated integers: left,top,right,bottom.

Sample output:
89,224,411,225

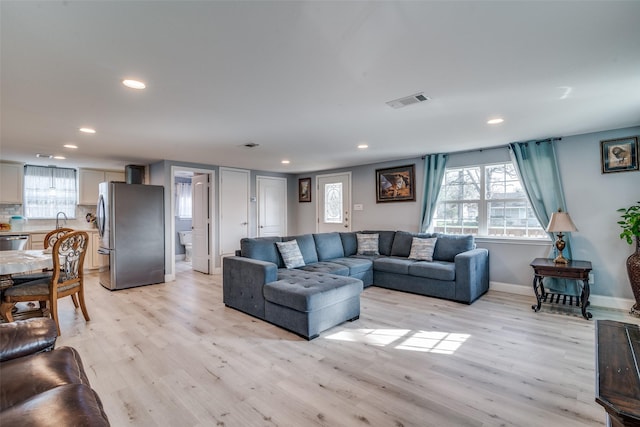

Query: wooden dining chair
0,230,90,335
10,228,75,284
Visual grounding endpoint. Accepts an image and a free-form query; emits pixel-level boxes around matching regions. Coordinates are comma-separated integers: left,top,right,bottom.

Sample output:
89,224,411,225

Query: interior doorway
170,166,215,279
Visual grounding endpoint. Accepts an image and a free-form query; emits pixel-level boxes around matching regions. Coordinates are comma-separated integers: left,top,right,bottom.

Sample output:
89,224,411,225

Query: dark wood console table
530,258,592,319
595,320,640,427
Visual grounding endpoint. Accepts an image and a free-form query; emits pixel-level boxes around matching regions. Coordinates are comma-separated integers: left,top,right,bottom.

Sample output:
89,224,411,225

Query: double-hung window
433,162,546,238
23,165,77,219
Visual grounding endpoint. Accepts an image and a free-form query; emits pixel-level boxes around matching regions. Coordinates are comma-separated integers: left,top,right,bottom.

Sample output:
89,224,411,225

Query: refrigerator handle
97,248,110,255
97,194,106,238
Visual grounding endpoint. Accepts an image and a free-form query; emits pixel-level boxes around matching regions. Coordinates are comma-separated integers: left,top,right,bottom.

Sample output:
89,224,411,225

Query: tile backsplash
0,204,97,229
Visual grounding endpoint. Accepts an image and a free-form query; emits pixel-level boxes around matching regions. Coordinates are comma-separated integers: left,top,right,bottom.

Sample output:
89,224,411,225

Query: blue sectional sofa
223,231,489,340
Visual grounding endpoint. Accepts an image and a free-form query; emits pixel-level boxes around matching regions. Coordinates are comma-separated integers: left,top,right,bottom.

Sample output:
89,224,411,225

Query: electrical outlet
589,273,594,285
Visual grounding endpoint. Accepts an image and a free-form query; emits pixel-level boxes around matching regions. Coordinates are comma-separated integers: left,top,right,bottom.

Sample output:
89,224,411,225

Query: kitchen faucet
55,212,68,229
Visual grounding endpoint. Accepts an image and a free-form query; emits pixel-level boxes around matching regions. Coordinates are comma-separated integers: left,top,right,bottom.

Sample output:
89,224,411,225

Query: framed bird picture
600,136,638,174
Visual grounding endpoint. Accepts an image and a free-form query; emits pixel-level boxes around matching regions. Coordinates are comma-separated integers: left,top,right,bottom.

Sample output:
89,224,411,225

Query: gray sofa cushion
433,234,475,262
297,262,349,276
266,271,362,312
240,237,283,267
362,230,396,256
283,234,318,265
313,233,345,261
390,231,433,257
340,232,358,256
408,261,456,281
329,257,373,275
373,257,416,275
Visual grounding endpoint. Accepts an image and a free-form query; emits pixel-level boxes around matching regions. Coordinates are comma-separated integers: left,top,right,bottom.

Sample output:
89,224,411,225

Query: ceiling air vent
386,92,431,109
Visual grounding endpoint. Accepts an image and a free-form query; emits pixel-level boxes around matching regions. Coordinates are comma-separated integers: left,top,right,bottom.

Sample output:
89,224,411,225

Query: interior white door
257,176,287,237
192,173,210,274
220,168,249,257
317,173,351,233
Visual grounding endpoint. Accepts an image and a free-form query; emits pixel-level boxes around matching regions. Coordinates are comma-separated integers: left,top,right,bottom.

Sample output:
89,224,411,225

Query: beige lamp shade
546,211,578,233
546,209,577,264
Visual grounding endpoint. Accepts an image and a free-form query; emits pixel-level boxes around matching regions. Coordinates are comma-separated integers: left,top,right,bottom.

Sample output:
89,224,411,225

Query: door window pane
324,183,342,223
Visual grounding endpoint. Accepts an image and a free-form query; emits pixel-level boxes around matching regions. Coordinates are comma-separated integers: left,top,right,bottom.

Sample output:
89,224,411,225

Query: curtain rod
421,137,562,159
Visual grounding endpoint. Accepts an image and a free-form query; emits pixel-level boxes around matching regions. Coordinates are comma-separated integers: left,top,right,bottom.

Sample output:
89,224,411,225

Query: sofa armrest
454,248,490,303
0,318,57,362
223,256,278,319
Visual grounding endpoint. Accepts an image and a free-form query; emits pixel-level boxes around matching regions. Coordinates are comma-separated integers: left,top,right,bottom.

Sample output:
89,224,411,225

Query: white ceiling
2,1,639,173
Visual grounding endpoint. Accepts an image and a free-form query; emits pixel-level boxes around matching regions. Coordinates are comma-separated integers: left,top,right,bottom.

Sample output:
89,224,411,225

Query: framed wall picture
375,164,416,203
600,136,639,174
298,177,311,202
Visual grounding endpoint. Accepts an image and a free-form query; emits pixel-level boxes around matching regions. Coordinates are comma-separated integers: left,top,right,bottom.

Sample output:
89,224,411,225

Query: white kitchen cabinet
87,231,106,270
78,169,124,205
0,162,24,204
29,233,46,250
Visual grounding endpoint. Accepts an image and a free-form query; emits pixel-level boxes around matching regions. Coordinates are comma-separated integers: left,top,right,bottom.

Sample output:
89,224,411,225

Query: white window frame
433,162,546,239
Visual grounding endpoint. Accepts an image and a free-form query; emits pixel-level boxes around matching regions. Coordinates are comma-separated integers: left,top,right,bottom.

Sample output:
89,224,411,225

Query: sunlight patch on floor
325,329,470,354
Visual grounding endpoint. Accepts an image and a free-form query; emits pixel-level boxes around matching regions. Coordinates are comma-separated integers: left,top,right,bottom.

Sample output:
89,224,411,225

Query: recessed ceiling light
487,118,504,125
358,144,369,149
53,156,66,160
79,127,96,134
63,144,78,149
122,79,146,90
281,160,290,164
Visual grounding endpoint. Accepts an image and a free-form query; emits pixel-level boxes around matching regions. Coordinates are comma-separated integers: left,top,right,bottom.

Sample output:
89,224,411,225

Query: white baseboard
489,281,634,311
165,273,175,282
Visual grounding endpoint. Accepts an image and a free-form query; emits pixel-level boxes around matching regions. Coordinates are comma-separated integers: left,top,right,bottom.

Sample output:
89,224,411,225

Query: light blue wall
293,126,640,300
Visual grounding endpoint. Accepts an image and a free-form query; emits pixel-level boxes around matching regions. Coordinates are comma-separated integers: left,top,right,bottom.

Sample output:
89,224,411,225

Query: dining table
0,250,53,320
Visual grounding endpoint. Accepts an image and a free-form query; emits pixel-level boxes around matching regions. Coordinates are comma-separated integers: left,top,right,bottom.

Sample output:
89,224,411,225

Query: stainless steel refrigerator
97,182,165,290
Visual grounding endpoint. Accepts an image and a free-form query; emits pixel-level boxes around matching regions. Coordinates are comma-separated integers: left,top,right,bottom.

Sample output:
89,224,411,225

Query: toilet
178,231,193,262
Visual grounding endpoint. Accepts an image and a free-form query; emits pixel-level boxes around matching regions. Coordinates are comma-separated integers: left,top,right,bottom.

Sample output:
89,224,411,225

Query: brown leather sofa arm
0,318,57,362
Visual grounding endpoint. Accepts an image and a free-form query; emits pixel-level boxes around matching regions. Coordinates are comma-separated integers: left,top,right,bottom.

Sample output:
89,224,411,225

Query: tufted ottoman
264,270,363,340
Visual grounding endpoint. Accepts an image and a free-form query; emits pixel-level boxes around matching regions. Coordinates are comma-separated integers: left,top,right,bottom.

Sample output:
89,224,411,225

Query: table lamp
546,209,577,264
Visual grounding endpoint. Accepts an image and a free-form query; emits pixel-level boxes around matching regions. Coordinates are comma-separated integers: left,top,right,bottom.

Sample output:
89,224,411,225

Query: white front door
192,173,210,274
257,176,287,237
317,172,351,233
219,168,250,258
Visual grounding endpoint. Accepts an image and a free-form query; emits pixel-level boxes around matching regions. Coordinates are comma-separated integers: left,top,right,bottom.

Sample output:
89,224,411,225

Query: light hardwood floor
53,266,638,427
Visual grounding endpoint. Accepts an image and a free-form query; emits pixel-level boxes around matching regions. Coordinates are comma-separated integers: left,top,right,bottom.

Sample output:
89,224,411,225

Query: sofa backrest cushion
240,237,283,268
283,234,318,264
391,231,433,257
340,232,358,256
433,233,475,262
313,232,345,261
362,230,396,256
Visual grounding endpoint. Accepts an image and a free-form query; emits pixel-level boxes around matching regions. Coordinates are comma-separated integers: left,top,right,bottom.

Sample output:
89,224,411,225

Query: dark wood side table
530,257,593,319
595,320,640,427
